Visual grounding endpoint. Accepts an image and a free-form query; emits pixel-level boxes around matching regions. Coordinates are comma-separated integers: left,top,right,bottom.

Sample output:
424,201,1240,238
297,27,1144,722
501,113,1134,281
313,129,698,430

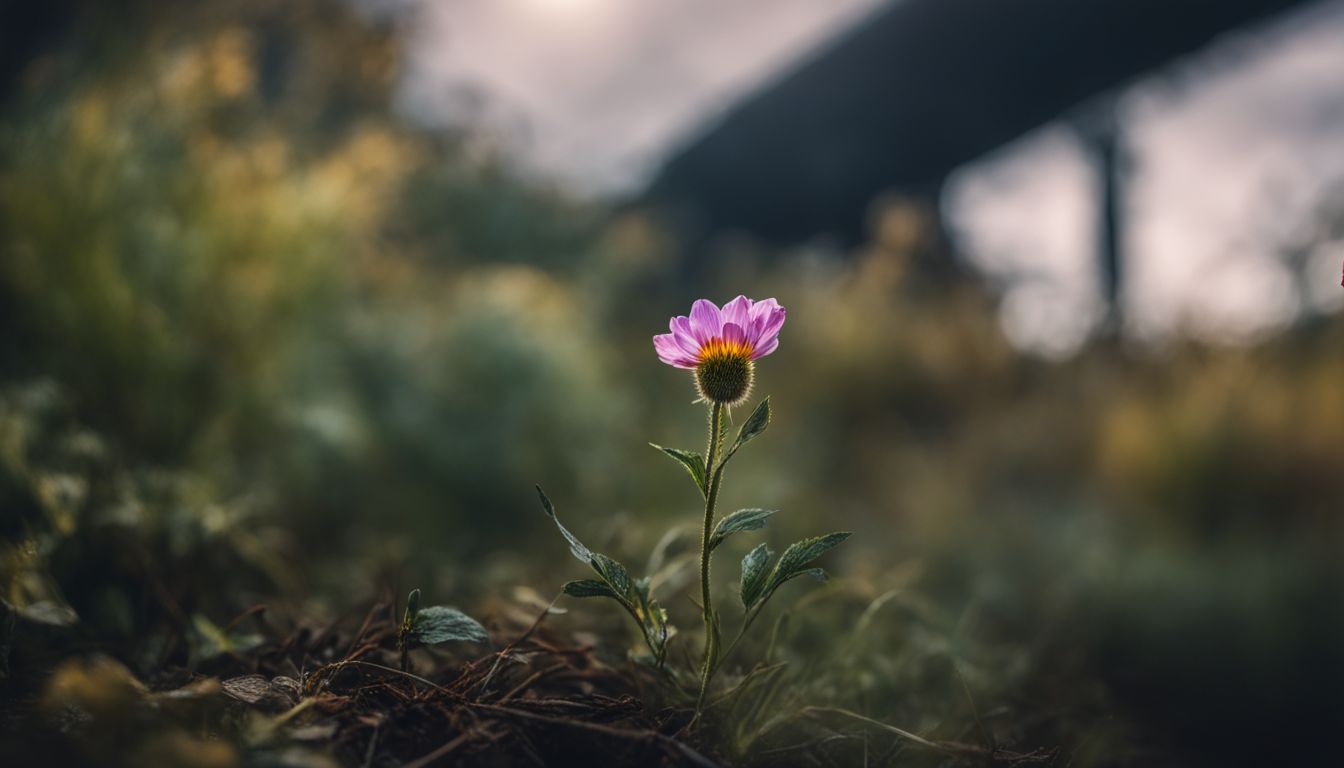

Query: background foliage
1,2,1341,766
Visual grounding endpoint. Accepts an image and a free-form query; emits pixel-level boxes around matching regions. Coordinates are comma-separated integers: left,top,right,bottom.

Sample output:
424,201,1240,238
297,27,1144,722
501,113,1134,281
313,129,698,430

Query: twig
272,697,319,727
310,658,460,698
475,591,563,696
470,701,720,768
361,721,379,768
496,662,569,704
344,601,386,659
402,727,493,768
223,603,268,634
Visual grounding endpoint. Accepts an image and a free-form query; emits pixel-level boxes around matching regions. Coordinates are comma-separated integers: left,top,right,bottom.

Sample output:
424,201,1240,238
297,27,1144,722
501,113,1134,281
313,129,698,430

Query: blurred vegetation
1,1,1342,766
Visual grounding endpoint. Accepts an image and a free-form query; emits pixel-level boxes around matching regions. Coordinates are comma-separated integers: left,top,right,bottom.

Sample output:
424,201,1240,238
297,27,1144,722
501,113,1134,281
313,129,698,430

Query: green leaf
411,606,489,645
710,508,774,551
632,577,669,663
735,398,771,446
723,397,771,463
538,487,618,592
775,567,827,588
740,543,773,608
563,580,617,598
591,553,633,601
649,444,707,497
773,532,851,576
761,531,851,603
537,485,592,564
537,486,671,664
402,589,421,631
537,485,631,601
192,614,264,661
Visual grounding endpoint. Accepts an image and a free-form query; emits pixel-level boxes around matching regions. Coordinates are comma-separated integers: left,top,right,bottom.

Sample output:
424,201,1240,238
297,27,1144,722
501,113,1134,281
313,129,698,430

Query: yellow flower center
694,337,755,405
696,337,754,366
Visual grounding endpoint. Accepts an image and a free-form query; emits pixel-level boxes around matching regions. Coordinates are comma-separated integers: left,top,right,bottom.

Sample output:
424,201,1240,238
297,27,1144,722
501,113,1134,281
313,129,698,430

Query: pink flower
653,296,786,370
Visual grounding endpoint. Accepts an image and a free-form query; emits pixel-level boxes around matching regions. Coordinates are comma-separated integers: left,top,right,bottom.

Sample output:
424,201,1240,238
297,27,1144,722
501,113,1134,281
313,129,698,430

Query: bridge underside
648,0,1317,250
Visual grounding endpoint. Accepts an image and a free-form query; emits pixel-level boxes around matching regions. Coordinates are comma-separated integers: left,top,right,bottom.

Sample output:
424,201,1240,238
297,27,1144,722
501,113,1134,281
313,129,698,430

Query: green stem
715,604,763,672
695,402,726,715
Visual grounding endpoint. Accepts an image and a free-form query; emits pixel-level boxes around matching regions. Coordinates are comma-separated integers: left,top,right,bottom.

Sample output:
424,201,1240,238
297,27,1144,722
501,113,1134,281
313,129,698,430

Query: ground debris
1,597,722,767
221,674,297,708
0,596,1054,766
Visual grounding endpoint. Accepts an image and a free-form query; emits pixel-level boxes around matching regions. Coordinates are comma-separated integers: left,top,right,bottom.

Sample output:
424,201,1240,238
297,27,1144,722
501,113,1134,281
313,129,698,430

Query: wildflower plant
539,296,850,715
397,588,490,671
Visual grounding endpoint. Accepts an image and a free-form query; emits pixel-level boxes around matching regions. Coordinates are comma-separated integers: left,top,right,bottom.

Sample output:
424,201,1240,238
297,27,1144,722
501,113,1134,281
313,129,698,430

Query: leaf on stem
649,444,708,497
591,553,632,598
562,580,616,598
411,606,489,644
710,508,775,551
743,531,851,610
402,588,421,632
538,485,670,663
537,485,592,563
740,543,773,608
723,397,771,463
633,577,670,662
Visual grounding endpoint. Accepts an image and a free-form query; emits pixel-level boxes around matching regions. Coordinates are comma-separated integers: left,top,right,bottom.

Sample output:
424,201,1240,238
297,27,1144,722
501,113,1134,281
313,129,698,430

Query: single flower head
653,295,786,406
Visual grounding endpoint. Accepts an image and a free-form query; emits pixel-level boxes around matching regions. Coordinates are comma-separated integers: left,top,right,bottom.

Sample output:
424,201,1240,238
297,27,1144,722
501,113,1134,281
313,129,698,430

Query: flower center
697,337,754,366
694,338,755,405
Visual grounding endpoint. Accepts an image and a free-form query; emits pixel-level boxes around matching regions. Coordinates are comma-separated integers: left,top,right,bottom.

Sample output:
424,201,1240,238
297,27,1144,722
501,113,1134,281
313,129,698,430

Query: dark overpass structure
646,0,1323,319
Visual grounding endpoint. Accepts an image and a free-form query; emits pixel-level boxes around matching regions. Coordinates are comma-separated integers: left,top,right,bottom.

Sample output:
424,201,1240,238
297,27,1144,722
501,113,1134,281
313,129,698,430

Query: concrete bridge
647,0,1322,321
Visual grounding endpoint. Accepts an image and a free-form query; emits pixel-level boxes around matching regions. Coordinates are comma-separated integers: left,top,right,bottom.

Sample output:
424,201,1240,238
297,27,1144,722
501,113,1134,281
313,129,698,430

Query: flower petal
670,316,701,356
747,298,784,342
654,334,698,369
688,299,722,344
722,322,747,346
751,304,786,349
747,297,781,324
750,335,779,360
653,333,680,360
721,295,752,332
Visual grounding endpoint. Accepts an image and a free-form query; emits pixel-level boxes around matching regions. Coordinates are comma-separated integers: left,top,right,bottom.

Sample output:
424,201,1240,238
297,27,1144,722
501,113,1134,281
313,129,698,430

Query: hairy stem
695,402,726,715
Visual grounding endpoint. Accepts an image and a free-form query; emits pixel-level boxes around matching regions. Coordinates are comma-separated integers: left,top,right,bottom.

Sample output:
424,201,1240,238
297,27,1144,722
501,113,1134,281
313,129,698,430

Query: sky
395,0,883,195
390,0,1344,355
945,0,1344,352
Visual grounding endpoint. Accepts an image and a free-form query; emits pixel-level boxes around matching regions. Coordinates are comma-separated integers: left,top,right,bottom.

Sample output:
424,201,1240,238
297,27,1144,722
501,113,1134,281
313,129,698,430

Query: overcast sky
946,0,1344,352
392,0,1344,354
396,0,883,194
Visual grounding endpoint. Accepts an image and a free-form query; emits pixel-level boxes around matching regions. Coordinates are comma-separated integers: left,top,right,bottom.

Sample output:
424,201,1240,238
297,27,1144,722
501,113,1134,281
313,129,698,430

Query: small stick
222,604,268,634
310,658,459,698
475,591,563,696
402,728,488,768
496,662,568,704
469,702,720,768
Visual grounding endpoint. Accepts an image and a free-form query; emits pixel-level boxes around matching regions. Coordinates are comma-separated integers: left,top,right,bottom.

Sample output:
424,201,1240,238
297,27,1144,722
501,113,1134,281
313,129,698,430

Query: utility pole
1076,103,1127,339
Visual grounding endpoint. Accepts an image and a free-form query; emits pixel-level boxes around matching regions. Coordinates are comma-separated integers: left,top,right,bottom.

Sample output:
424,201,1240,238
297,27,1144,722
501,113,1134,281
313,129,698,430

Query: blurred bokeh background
2,1,1342,765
